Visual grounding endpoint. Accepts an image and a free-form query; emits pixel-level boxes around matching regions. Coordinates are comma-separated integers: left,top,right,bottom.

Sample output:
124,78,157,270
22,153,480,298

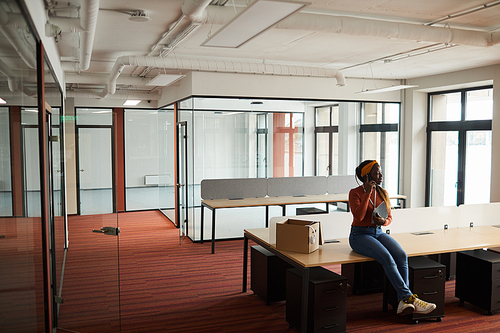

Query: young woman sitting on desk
348,160,436,316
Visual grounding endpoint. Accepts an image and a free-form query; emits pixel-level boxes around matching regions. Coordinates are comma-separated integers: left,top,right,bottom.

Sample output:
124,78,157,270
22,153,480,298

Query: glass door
58,112,120,332
177,121,188,243
77,127,113,215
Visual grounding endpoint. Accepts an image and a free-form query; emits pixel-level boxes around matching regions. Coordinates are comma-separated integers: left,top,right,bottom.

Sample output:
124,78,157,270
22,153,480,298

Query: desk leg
211,209,216,254
265,206,269,228
200,204,204,244
243,235,248,292
326,202,329,213
282,205,286,216
301,267,309,333
402,199,406,208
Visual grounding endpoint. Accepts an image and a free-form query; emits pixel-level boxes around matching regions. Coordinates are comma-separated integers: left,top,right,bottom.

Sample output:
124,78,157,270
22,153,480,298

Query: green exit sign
61,115,78,122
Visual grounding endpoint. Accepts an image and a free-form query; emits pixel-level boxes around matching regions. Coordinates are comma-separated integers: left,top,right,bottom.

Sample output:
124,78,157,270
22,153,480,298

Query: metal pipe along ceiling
100,56,346,98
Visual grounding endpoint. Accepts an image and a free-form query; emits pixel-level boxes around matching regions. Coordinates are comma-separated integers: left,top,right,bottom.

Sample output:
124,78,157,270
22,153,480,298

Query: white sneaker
412,296,436,314
397,300,415,315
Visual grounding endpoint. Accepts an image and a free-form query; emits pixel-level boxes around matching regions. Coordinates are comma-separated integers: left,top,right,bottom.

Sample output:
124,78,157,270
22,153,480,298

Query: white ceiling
2,0,500,101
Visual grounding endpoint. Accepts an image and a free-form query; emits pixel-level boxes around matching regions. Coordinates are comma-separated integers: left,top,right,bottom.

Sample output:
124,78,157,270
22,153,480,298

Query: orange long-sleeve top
349,185,392,227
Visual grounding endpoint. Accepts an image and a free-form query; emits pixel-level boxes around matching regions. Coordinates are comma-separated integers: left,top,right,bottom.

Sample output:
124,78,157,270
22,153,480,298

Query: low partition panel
386,205,460,234
267,176,328,197
458,202,500,228
327,175,358,194
200,178,267,200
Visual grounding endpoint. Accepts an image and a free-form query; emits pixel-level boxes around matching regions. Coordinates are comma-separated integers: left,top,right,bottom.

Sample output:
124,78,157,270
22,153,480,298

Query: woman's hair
355,160,375,182
355,160,391,210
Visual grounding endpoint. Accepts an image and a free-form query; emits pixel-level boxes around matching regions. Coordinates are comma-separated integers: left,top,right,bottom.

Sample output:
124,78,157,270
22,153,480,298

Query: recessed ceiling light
203,0,310,48
146,74,185,86
0,98,6,104
123,100,141,106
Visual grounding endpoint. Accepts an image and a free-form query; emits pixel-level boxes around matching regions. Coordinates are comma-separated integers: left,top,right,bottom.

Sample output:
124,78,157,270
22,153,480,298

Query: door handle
177,183,185,188
92,226,120,236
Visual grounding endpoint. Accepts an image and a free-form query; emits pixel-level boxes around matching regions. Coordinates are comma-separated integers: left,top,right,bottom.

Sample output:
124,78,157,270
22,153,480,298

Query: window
426,87,492,206
314,105,339,176
359,102,400,197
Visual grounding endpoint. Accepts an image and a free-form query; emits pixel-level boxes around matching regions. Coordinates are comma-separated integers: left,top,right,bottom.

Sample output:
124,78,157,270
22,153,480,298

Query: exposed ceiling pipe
79,0,100,71
0,58,36,96
100,55,346,98
65,90,161,100
0,11,36,69
0,88,160,100
66,73,148,86
48,0,100,71
135,0,212,76
203,6,500,48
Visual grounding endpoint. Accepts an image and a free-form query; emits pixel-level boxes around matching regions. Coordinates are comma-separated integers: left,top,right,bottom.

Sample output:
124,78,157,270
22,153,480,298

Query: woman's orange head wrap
361,160,378,179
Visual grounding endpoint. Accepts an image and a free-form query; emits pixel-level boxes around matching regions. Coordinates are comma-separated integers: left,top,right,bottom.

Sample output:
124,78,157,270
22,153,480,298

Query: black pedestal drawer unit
250,245,293,304
286,267,347,333
341,261,385,294
456,249,500,315
384,256,445,323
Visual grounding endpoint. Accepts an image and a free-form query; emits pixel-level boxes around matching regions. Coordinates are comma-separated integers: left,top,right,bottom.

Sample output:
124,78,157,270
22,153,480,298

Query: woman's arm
349,188,371,222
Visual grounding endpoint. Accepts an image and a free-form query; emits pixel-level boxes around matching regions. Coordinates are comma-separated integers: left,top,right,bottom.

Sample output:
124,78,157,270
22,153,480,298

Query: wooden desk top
245,226,500,268
203,193,407,209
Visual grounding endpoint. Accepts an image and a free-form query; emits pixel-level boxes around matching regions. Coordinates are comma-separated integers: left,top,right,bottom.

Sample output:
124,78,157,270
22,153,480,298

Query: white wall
403,64,500,207
24,0,65,96
159,71,402,107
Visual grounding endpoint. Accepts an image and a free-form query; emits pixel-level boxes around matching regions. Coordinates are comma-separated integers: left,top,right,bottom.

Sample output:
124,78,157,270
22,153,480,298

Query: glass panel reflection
430,92,461,122
465,131,491,204
430,131,459,206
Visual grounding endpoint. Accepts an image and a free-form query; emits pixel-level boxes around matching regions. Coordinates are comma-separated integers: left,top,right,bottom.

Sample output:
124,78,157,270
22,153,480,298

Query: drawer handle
422,291,438,295
423,275,438,279
323,324,339,329
323,306,339,311
323,289,341,294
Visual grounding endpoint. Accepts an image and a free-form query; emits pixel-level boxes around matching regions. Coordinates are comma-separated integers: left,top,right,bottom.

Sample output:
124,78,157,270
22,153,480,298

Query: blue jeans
349,225,413,302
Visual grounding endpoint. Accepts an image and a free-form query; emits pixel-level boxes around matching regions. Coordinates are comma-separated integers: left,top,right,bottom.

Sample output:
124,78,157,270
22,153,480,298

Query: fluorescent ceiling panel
203,0,309,48
356,85,419,94
0,97,6,104
146,74,185,86
123,100,141,106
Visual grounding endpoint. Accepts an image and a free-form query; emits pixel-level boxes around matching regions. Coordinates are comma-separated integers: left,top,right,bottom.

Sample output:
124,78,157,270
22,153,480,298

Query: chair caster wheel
437,317,442,322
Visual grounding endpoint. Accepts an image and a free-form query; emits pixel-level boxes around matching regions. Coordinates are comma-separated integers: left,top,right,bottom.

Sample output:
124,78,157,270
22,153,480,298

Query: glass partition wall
0,2,67,330
178,97,306,241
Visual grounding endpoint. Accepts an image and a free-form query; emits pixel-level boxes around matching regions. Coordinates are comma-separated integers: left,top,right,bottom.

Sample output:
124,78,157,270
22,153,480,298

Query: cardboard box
276,219,324,254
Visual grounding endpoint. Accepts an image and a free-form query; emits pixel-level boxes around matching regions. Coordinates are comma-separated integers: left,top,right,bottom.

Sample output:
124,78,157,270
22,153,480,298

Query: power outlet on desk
470,222,474,227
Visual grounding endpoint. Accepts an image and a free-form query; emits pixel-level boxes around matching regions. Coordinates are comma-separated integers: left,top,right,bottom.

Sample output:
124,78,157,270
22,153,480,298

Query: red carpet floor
54,210,500,332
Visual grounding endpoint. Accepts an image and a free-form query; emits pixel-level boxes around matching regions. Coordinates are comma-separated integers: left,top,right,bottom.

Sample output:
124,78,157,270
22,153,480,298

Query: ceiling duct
49,0,100,71
100,55,345,98
202,6,500,48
